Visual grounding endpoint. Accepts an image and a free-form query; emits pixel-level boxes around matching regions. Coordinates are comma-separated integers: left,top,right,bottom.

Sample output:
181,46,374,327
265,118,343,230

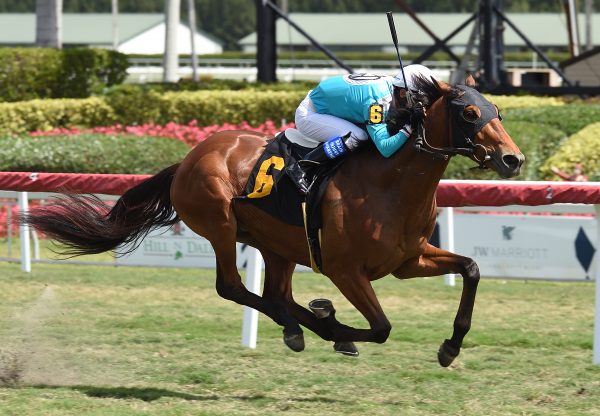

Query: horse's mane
410,75,461,107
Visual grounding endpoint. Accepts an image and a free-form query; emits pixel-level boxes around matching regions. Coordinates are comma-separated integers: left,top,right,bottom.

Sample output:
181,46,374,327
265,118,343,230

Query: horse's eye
463,109,479,123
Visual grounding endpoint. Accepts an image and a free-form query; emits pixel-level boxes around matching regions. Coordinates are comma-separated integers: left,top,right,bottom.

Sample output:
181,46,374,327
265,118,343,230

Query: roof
118,22,223,54
0,13,222,46
239,13,600,47
560,46,600,67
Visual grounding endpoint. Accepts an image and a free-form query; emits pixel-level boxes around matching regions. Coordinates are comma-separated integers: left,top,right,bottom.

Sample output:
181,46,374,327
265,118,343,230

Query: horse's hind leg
261,250,360,353
173,169,301,347
259,250,304,351
211,233,297,337
185,214,298,342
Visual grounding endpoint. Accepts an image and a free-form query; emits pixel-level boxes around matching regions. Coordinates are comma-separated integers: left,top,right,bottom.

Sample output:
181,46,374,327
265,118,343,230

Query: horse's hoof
283,332,305,352
333,341,359,357
437,339,460,367
309,298,334,319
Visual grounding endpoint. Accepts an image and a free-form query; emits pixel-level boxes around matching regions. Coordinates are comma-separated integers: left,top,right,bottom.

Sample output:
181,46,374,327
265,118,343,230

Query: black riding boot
285,145,329,195
287,135,350,194
298,144,331,169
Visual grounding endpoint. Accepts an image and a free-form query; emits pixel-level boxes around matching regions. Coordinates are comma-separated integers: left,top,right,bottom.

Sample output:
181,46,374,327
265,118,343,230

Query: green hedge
0,90,306,133
486,95,564,110
5,87,594,137
103,87,164,126
503,121,567,181
541,123,600,181
502,104,600,136
0,98,116,136
0,48,572,104
0,90,596,181
104,89,305,126
0,134,189,174
162,90,303,125
0,48,129,102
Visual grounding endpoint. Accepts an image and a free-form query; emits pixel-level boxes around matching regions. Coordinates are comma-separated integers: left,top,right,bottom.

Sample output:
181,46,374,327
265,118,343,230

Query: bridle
412,85,501,169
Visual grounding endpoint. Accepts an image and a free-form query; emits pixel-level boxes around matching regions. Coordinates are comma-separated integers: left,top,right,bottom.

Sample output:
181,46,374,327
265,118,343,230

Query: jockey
288,64,437,194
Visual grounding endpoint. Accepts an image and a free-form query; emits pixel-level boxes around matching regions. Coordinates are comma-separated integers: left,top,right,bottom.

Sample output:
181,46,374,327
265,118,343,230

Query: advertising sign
116,221,312,271
117,222,239,268
453,213,597,280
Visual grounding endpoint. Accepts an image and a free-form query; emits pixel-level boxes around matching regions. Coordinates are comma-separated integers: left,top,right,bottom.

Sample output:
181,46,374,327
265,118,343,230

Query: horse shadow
27,384,345,404
32,384,219,402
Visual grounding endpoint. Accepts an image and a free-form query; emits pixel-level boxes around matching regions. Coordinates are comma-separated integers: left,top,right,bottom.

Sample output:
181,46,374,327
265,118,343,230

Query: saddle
237,129,345,273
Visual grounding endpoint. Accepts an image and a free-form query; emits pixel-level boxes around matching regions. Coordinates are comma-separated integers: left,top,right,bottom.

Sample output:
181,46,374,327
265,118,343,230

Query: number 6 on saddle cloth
237,130,344,273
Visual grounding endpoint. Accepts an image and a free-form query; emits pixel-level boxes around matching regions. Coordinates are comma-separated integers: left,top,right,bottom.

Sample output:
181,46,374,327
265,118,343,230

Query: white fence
125,56,558,83
2,190,600,361
437,205,598,284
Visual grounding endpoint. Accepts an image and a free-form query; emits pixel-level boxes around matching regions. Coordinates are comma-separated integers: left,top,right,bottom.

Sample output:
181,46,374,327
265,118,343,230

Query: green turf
0,261,599,416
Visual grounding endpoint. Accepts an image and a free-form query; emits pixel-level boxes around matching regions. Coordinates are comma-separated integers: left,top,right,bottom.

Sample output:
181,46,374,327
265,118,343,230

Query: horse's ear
465,74,476,87
433,78,453,95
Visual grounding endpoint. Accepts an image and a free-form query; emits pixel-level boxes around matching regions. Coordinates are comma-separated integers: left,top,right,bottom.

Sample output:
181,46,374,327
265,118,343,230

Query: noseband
413,85,500,168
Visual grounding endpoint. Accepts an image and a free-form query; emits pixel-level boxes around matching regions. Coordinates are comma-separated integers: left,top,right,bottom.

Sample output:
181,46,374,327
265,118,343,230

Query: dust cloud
0,285,114,386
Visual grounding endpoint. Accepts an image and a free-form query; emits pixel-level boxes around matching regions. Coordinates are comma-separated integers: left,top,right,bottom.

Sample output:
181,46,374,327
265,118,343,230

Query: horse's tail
21,163,180,257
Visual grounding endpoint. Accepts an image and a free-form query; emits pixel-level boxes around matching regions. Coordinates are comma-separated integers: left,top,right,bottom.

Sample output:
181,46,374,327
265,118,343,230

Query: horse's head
415,75,524,178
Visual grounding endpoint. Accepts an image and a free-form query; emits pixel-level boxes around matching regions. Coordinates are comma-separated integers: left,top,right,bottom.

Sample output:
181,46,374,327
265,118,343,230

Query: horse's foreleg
393,244,480,367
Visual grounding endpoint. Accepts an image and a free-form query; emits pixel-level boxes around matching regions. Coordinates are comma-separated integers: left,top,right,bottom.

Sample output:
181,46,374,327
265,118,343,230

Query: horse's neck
338,96,450,217
384,98,450,208
387,140,449,209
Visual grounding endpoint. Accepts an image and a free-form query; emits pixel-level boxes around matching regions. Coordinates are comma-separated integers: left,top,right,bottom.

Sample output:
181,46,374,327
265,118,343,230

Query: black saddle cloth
237,132,345,271
238,132,310,226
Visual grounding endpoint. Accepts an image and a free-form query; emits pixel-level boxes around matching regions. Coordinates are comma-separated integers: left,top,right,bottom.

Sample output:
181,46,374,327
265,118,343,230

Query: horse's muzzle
492,152,525,178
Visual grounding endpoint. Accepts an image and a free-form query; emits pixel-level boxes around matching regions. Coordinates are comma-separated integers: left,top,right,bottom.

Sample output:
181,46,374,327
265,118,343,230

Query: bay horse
23,76,524,367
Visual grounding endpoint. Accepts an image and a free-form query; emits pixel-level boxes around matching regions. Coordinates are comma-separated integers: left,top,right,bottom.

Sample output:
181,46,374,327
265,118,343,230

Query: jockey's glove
410,104,426,129
400,124,413,137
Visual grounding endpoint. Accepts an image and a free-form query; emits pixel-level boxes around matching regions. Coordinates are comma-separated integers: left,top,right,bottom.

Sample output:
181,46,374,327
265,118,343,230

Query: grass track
1,261,600,415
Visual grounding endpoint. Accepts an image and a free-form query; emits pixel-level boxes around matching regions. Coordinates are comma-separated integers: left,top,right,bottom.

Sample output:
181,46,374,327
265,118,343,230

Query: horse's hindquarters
170,130,266,237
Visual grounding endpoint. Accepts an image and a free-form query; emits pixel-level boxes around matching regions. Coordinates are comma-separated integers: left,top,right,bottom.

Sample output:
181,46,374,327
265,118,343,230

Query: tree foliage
0,0,597,49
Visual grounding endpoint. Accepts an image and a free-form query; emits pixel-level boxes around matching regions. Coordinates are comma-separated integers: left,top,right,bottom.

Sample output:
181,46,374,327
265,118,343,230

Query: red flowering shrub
30,119,296,147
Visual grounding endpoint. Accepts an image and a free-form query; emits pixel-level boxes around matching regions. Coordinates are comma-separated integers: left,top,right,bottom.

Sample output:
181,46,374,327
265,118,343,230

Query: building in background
0,13,223,55
561,46,600,86
239,13,599,54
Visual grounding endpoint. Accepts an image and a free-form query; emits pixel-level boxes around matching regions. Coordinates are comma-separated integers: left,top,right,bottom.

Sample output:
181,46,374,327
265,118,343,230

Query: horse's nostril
502,154,521,170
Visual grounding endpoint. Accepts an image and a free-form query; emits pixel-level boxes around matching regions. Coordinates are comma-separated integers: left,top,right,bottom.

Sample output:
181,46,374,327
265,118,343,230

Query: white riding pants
294,93,368,150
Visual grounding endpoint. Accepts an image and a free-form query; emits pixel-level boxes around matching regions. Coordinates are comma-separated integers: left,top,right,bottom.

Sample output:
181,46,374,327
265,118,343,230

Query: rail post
18,192,31,273
593,204,600,364
439,207,456,286
241,247,263,348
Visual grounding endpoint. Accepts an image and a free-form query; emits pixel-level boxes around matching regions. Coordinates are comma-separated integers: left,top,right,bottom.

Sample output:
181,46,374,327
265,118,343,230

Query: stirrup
298,159,322,168
298,143,329,168
285,163,309,195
